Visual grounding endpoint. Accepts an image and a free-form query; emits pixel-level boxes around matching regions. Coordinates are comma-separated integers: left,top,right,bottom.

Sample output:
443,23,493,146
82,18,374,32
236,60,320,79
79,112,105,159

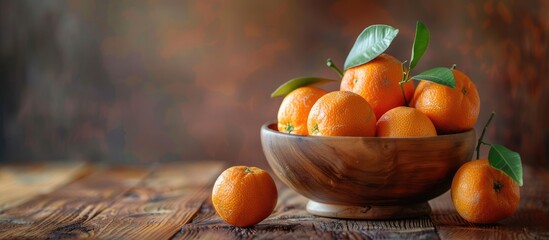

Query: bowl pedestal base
306,200,431,220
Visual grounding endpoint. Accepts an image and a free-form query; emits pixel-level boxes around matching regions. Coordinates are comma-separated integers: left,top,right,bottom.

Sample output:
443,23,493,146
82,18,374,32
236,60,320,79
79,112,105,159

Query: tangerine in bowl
260,121,476,219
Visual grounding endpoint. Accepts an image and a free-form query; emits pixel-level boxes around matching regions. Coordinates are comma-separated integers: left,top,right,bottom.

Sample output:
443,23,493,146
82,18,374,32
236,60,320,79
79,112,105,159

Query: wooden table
0,161,547,239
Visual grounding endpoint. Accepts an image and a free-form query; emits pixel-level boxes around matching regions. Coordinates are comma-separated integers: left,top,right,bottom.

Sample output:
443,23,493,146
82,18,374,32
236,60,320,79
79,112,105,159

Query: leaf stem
399,63,409,106
326,58,343,78
476,112,496,159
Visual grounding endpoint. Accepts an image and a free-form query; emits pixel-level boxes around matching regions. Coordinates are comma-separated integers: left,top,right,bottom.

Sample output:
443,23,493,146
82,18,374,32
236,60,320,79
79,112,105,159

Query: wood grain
0,165,151,239
70,161,224,239
0,161,90,211
0,161,547,239
261,122,476,213
174,187,440,239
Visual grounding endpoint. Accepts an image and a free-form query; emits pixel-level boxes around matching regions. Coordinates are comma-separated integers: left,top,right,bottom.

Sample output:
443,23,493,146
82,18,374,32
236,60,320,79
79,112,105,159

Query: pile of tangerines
276,53,479,138
210,22,522,228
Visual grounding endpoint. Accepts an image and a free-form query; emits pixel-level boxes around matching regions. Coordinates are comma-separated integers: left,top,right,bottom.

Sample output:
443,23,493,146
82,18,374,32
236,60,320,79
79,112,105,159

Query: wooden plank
0,161,544,239
64,161,225,239
175,187,440,239
429,165,549,240
0,161,90,211
0,165,151,239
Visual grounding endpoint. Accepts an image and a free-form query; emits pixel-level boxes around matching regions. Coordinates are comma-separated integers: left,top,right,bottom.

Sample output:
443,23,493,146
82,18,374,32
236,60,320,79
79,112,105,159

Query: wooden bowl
260,122,476,219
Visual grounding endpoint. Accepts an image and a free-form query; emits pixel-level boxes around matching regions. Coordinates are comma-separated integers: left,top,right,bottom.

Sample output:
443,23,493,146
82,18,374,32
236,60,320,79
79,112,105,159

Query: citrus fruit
307,91,376,136
340,53,415,120
212,166,278,227
277,86,327,135
376,106,437,137
410,69,480,134
451,159,520,224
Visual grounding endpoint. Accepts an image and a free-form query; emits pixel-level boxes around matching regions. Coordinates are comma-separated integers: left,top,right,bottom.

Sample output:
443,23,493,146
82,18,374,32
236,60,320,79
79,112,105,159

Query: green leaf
343,25,399,70
489,144,523,186
409,21,430,70
411,67,456,88
270,77,337,98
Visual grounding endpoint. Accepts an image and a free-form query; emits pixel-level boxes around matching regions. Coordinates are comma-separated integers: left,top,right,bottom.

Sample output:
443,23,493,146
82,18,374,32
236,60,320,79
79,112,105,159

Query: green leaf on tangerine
411,67,456,88
343,24,399,70
489,144,523,186
409,21,430,70
270,77,337,98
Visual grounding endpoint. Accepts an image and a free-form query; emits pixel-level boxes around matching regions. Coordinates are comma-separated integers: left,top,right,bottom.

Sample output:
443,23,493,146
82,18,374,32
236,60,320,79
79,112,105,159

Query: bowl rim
261,121,475,140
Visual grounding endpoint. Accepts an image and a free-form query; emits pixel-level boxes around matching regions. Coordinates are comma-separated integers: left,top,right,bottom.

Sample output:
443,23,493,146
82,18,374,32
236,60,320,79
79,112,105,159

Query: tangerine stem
326,58,343,78
399,82,408,106
399,63,409,106
476,112,496,159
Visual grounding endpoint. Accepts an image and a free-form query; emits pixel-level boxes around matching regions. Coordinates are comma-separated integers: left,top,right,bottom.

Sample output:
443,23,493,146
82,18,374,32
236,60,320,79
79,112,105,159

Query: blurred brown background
1,0,547,167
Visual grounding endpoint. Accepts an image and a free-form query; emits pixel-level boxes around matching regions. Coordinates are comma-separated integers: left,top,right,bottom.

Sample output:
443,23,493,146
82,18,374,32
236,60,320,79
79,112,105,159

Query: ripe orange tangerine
212,166,278,227
376,106,437,137
277,86,327,135
341,53,415,120
307,91,376,136
451,160,520,224
410,69,480,134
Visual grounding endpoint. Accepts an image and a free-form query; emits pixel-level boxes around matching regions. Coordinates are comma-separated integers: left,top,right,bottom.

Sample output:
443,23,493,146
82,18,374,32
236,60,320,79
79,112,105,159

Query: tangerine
340,53,415,120
410,69,480,134
451,160,520,224
307,91,376,136
376,106,437,137
212,166,278,227
277,86,327,135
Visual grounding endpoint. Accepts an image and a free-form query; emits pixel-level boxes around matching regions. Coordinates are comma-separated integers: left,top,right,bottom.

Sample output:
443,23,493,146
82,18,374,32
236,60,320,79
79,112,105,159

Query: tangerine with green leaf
451,159,520,224
451,112,523,224
410,68,480,134
340,53,415,120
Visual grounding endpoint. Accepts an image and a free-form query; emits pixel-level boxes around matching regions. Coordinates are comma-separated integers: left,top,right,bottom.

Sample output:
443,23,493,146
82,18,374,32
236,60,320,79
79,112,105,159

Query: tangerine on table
307,91,376,136
340,53,415,120
376,106,437,137
212,166,278,227
277,86,327,135
451,159,520,224
410,69,480,134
